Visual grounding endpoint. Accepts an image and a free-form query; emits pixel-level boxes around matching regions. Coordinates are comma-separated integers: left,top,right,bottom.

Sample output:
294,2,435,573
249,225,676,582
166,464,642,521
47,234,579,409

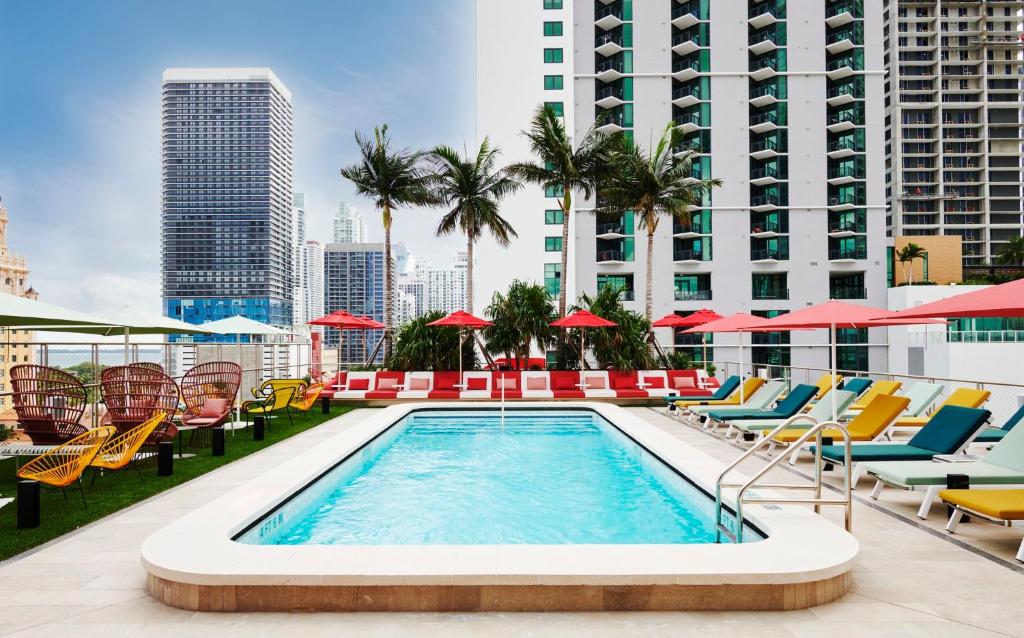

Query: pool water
238,410,759,546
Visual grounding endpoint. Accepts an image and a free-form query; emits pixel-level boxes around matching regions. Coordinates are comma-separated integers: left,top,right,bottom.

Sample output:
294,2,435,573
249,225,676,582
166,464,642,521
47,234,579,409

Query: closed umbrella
682,313,773,404
428,311,493,388
550,310,617,371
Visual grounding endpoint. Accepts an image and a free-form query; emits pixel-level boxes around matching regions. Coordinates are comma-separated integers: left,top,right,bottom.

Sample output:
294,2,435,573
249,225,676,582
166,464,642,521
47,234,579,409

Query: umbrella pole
702,334,707,370
580,329,585,371
738,330,745,404
831,323,838,421
123,327,130,365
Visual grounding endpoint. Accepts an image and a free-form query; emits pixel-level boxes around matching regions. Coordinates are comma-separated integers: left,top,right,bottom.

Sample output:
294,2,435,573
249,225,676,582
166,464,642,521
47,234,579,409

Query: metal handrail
714,414,852,543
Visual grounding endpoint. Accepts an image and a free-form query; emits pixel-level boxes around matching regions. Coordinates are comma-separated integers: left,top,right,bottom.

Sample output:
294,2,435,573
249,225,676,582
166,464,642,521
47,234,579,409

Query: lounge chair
663,375,740,409
844,381,942,420
674,377,767,412
781,394,912,462
811,374,844,400
17,426,116,505
844,380,902,414
242,386,295,431
90,413,164,482
9,365,89,445
685,380,786,426
941,489,1024,562
706,383,819,424
728,389,856,440
890,387,990,429
863,417,1024,518
839,377,872,398
808,405,992,487
100,365,180,445
180,362,242,441
289,384,324,412
251,378,306,401
974,404,1024,444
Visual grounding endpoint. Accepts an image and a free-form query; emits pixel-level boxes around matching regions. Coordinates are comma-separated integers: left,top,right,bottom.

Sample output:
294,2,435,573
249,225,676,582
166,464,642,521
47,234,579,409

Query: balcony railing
595,58,625,75
597,250,624,262
830,286,867,299
829,247,867,260
672,30,705,47
596,222,625,235
751,137,786,153
750,193,783,207
828,164,863,180
828,137,863,153
752,288,790,300
673,249,708,261
751,220,784,234
673,84,704,101
595,85,624,102
595,4,622,21
750,165,781,180
751,248,785,261
674,289,713,301
750,83,780,99
750,110,782,126
828,220,865,233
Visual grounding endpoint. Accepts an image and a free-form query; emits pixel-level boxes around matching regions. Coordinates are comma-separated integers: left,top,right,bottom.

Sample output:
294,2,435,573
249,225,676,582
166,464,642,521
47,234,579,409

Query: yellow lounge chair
17,426,116,505
250,378,307,400
90,413,164,480
290,383,324,412
892,387,990,428
242,386,296,431
942,489,1024,562
847,380,902,412
812,374,843,400
673,377,766,410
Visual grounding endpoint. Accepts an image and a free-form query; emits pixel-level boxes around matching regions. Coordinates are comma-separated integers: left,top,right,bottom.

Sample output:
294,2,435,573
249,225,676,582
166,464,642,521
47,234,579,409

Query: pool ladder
713,414,854,543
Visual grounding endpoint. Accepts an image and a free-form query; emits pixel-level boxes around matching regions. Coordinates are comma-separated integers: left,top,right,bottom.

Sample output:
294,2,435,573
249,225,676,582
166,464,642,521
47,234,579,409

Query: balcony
750,109,783,133
748,2,784,30
750,219,785,237
828,193,863,211
749,27,785,56
826,83,861,107
673,249,708,264
671,31,703,56
673,112,704,134
595,84,625,109
596,250,625,264
672,57,703,81
594,4,623,31
830,286,867,300
674,289,712,301
751,248,785,263
750,193,783,211
826,25,863,55
750,136,785,160
752,287,789,300
595,58,625,82
828,220,865,237
749,82,781,108
672,84,704,108
750,164,782,186
826,163,864,185
595,222,625,239
671,3,700,29
595,33,624,57
828,247,866,262
595,109,625,134
826,137,862,159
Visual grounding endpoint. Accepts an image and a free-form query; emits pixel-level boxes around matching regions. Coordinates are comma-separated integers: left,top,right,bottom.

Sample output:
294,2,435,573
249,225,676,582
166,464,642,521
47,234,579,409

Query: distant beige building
894,236,963,286
0,197,36,410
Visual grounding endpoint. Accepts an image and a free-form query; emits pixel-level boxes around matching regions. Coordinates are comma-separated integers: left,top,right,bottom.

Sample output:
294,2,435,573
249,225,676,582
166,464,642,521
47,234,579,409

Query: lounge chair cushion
582,375,606,389
552,373,578,391
817,444,938,463
467,377,488,391
864,460,1024,486
939,489,1024,520
185,417,222,426
200,398,230,418
906,405,992,453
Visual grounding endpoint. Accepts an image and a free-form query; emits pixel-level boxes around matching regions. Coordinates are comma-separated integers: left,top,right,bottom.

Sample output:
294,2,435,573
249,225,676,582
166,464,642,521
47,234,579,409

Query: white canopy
77,306,213,336
200,316,288,337
0,292,115,330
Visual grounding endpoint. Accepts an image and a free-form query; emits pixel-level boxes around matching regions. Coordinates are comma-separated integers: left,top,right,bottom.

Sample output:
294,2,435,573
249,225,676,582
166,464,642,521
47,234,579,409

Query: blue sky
0,0,475,312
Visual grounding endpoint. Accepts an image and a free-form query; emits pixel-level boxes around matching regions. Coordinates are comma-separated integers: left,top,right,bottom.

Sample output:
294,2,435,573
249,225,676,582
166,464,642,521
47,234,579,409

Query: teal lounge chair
845,381,943,419
974,404,1024,444
664,375,740,406
707,384,819,423
812,405,992,487
840,378,872,397
864,410,1024,518
729,389,857,440
687,380,786,417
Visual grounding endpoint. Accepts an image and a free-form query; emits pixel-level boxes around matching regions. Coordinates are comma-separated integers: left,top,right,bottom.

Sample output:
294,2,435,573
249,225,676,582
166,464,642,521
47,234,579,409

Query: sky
0,0,475,314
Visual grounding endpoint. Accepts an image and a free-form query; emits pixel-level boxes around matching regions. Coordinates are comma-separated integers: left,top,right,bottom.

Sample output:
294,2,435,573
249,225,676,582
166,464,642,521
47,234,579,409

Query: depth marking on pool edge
645,407,1024,575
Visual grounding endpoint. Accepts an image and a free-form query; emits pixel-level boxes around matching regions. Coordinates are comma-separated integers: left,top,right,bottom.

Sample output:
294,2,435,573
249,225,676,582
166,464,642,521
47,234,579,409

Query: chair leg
788,445,802,466
1016,539,1024,563
946,508,964,533
869,479,885,500
917,485,940,519
77,478,87,507
850,463,865,489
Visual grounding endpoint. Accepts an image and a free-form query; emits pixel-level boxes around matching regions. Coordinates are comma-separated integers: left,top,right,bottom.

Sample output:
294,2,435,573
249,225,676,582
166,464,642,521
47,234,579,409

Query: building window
544,101,564,117
544,263,561,296
543,48,563,63
543,21,563,36
597,274,635,301
543,0,562,8
545,236,563,252
543,75,564,90
545,184,565,198
545,209,564,225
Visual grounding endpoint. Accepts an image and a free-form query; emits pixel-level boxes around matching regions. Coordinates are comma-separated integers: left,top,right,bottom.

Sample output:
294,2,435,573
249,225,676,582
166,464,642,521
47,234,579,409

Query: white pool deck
0,407,1021,636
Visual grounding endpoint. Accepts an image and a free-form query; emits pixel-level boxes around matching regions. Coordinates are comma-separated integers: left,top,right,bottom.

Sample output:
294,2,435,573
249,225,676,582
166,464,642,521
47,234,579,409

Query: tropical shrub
661,350,693,370
484,281,556,364
386,311,477,371
572,286,656,370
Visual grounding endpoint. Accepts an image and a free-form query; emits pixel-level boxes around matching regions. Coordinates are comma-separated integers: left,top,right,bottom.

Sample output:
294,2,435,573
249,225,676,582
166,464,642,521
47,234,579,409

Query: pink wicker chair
180,362,242,432
99,365,181,444
9,365,89,445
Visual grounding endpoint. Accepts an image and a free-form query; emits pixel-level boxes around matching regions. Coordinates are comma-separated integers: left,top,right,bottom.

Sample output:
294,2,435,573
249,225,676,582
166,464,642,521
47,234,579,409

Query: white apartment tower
291,193,307,327
476,0,888,372
884,1,1024,266
426,252,468,315
333,201,367,243
303,240,325,329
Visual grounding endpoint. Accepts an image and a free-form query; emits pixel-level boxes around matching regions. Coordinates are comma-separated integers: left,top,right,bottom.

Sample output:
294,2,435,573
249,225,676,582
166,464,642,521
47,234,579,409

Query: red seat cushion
429,371,462,399
200,398,230,418
550,371,584,398
467,377,488,391
347,378,370,391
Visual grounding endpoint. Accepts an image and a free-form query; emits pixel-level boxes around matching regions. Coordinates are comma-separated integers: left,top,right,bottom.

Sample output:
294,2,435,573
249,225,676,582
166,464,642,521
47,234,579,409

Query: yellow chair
847,380,902,412
771,394,912,445
17,426,116,505
674,378,766,409
242,386,296,431
892,387,991,428
250,378,307,400
941,489,1024,562
812,374,844,400
290,383,324,412
90,413,164,480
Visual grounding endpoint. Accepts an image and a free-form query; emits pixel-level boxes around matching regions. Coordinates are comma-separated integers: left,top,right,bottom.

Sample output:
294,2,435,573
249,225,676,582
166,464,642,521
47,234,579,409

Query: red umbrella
654,309,724,365
356,316,386,329
308,311,379,370
759,301,942,418
428,311,494,387
551,310,617,371
681,313,774,403
875,279,1024,320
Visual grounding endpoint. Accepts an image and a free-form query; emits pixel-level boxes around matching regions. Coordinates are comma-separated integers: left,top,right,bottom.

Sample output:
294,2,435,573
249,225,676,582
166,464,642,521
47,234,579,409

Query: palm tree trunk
645,224,655,323
383,205,394,362
558,189,572,317
466,231,474,315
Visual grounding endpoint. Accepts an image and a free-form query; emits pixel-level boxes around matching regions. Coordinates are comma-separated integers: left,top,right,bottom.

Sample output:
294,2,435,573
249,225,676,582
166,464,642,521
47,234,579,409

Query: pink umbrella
654,309,725,365
682,313,774,403
875,278,1024,320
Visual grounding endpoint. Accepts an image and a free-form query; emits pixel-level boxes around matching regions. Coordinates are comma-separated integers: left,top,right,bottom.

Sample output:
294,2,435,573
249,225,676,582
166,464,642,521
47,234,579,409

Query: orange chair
17,426,115,505
90,413,164,482
290,383,324,412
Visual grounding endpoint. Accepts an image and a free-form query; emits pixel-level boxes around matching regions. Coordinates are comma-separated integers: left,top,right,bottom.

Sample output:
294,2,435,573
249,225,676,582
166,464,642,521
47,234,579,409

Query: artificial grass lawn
0,405,351,562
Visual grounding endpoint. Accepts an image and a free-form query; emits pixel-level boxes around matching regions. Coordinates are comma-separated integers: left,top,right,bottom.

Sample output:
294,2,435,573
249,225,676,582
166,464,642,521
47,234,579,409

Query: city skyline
0,0,474,314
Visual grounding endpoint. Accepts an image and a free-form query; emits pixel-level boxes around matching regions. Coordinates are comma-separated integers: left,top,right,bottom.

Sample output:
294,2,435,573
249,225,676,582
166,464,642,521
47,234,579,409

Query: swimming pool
142,402,857,612
237,410,760,546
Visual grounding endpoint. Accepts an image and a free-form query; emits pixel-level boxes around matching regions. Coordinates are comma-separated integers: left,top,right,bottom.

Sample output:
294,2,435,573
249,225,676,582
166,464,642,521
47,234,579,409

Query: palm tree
483,280,556,366
429,139,521,314
996,235,1024,267
506,104,621,318
598,122,721,322
340,125,436,360
896,242,927,285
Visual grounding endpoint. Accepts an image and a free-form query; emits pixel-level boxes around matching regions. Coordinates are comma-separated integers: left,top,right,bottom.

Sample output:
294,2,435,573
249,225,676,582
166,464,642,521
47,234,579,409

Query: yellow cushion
939,489,1024,520
893,416,929,428
849,381,903,411
772,427,847,444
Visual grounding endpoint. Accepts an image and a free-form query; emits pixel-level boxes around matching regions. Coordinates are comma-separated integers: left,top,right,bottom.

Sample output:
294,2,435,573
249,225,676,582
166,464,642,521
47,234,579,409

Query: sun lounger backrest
1001,404,1024,432
840,378,871,397
901,382,944,417
852,380,902,408
744,380,786,409
774,384,819,416
712,376,740,399
806,389,856,421
738,377,768,401
937,387,991,410
980,413,1024,472
812,374,843,399
847,394,911,438
907,405,991,454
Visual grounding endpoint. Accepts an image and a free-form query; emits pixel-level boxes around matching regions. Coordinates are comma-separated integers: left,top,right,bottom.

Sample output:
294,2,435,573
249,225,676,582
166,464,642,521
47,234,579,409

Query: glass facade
323,245,387,364
161,71,294,340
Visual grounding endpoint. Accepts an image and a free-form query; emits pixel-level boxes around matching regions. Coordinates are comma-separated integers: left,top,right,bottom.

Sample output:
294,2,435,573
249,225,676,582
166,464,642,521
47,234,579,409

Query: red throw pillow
553,374,577,391
200,398,230,418
674,377,697,390
644,376,666,389
348,378,370,391
467,377,488,391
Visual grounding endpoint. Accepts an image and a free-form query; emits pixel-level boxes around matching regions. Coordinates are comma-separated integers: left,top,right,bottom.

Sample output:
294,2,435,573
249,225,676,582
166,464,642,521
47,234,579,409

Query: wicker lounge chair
180,362,242,433
100,365,180,444
9,365,89,445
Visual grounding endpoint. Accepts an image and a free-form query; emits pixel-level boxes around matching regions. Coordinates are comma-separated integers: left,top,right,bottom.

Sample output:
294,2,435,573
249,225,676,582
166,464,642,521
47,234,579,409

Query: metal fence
714,360,1024,425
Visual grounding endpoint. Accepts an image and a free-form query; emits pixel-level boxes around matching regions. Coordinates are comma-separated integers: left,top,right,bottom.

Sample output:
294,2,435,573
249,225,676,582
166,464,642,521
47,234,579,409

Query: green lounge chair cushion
817,444,937,463
906,405,991,453
841,378,871,397
863,460,1024,486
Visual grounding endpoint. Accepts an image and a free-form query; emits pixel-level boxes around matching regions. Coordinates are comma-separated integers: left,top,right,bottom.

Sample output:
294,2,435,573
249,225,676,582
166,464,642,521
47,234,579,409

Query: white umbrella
0,292,114,329
89,306,213,363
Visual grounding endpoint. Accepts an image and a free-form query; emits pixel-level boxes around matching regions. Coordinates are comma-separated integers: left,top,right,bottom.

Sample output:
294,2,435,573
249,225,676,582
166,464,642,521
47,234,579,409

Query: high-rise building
292,193,307,327
0,197,36,410
395,287,418,326
161,68,294,336
333,201,367,243
884,1,1024,266
476,1,888,371
303,240,325,329
323,242,388,363
426,252,468,315
398,278,427,321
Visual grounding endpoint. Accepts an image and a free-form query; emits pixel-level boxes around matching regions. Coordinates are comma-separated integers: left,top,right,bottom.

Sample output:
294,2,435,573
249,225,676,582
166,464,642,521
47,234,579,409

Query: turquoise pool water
237,410,760,545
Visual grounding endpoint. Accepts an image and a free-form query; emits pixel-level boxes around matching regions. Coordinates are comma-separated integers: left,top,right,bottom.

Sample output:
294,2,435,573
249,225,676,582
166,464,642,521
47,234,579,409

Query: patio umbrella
653,309,724,365
682,313,773,404
0,292,114,329
759,301,941,420
550,310,617,371
89,306,213,363
428,311,493,388
309,311,372,370
875,278,1024,320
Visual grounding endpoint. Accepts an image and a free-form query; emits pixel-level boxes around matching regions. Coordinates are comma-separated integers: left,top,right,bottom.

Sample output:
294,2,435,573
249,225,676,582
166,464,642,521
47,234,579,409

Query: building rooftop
161,67,291,101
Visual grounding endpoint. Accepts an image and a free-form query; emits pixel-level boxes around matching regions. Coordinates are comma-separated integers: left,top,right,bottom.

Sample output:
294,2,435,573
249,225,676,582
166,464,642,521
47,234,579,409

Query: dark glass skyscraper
161,68,294,339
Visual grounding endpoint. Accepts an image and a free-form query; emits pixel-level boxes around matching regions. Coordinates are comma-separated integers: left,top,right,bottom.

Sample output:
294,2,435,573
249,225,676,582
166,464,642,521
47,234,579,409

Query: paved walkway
0,407,1021,637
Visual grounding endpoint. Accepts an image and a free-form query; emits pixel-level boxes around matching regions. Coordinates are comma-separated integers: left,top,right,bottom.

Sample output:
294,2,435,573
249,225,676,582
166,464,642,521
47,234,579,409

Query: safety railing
714,413,853,543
